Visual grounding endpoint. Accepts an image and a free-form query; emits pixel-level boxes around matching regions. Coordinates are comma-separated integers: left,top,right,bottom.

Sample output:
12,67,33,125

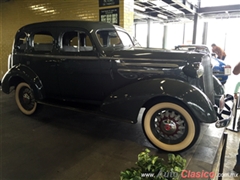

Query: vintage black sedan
1,20,233,152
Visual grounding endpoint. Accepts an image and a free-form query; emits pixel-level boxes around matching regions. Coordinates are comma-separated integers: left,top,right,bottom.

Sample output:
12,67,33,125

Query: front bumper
215,94,234,128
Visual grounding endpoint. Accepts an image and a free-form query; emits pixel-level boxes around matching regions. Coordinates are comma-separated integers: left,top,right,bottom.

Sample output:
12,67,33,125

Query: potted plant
120,149,186,180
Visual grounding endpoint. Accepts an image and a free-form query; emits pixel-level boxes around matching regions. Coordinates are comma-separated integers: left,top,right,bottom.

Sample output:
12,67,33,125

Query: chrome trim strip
118,69,164,74
137,107,146,122
17,53,99,60
16,53,186,63
114,57,186,62
119,62,179,68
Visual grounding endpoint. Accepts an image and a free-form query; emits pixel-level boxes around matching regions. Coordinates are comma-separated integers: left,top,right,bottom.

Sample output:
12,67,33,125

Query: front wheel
143,101,200,152
15,82,37,115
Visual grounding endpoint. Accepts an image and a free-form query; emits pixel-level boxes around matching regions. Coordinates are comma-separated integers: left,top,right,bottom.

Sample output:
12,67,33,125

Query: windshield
176,46,210,53
96,29,133,48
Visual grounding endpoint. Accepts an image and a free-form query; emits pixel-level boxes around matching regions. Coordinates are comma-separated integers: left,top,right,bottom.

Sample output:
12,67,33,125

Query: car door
26,29,61,98
57,30,105,102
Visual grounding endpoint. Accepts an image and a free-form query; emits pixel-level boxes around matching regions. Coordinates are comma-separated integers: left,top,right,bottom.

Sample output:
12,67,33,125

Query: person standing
211,43,226,60
234,143,240,173
233,62,240,174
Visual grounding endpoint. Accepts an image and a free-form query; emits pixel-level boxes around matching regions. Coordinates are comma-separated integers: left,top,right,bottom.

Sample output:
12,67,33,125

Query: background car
174,45,231,84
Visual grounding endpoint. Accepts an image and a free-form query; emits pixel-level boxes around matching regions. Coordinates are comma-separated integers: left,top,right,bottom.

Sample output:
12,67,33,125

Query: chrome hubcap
154,109,186,141
161,119,177,133
23,93,31,104
19,87,35,110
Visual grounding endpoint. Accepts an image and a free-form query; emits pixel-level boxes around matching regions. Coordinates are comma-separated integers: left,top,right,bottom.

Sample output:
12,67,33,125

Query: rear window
33,32,54,52
15,33,28,52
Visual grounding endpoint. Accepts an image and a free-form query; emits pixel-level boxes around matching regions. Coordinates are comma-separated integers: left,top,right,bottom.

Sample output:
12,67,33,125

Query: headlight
182,62,204,78
196,63,204,77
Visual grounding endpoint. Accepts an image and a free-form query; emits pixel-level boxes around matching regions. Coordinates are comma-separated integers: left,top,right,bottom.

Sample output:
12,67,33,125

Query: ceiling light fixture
134,5,146,12
138,0,148,2
158,14,168,19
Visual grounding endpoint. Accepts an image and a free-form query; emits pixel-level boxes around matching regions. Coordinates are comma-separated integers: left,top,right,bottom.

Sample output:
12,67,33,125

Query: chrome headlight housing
196,63,204,78
182,62,204,78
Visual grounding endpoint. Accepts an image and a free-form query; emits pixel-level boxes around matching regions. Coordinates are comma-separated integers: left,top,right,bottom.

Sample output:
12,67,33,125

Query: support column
147,19,151,48
192,13,198,44
202,22,208,45
162,25,168,49
182,23,186,44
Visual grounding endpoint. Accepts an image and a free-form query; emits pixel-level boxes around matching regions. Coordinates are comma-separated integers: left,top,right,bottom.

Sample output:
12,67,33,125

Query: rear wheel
143,101,200,152
15,82,37,115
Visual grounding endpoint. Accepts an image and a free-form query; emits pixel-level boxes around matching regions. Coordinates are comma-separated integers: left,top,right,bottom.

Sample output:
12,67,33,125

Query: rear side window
62,31,93,52
33,33,54,52
15,33,28,52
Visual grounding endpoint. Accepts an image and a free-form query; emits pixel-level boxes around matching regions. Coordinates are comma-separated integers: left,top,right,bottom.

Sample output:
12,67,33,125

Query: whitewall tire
15,82,37,115
143,101,200,152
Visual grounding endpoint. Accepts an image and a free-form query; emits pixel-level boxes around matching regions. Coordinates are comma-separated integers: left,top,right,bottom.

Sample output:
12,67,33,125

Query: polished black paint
2,64,45,99
101,78,217,123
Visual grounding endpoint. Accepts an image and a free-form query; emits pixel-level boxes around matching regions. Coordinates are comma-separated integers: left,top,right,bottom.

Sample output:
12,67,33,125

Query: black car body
1,20,233,152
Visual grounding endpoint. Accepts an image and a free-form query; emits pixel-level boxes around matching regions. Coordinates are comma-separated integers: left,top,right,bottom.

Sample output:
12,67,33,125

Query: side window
15,33,28,52
33,32,54,52
62,31,93,52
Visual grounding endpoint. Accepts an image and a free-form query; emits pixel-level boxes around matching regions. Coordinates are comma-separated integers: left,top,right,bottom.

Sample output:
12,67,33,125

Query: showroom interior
1,0,240,180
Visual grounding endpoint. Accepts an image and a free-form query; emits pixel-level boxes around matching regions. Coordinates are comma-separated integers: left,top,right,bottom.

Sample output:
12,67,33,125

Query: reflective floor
0,90,164,180
1,87,240,180
218,56,240,180
222,129,240,180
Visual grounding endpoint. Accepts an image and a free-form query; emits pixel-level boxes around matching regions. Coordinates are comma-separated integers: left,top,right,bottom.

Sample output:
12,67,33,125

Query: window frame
60,29,94,53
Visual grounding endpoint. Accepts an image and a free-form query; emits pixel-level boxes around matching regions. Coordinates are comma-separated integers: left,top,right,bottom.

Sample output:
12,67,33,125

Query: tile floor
221,128,240,180
217,57,240,180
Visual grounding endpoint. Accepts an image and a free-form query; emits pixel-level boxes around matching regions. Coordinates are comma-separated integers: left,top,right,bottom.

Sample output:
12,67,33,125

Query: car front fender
1,64,45,100
101,78,217,124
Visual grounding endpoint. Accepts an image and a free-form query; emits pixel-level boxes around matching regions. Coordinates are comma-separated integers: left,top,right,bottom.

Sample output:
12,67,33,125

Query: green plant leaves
120,149,186,180
152,156,158,165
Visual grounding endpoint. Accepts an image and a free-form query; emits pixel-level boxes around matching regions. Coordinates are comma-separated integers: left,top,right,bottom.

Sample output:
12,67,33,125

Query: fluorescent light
158,14,168,19
150,0,169,6
134,5,146,12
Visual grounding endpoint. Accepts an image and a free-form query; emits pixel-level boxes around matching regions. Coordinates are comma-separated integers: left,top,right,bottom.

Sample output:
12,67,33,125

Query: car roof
18,20,116,32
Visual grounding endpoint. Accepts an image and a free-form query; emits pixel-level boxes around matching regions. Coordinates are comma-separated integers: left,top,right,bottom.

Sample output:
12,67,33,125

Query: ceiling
1,0,240,23
134,0,240,23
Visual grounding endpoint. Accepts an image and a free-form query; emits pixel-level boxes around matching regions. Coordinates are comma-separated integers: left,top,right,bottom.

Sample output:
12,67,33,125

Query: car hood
104,47,205,64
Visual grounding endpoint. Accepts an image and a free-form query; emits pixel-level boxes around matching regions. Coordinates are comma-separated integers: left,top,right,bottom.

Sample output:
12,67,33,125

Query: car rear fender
1,64,45,100
101,78,217,123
